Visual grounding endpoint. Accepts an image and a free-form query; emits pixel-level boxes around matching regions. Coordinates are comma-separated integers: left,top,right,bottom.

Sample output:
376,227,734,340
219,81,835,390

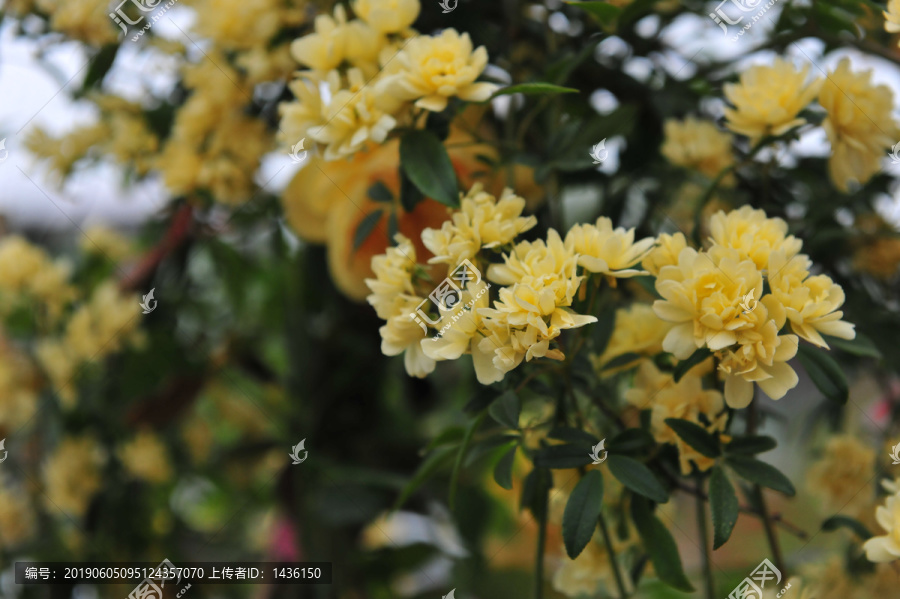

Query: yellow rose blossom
189,0,297,50
564,217,655,278
421,184,537,266
289,5,383,74
767,250,855,348
661,117,735,183
279,78,325,153
593,304,672,371
118,429,173,484
863,479,900,563
42,435,106,518
709,206,802,271
552,536,634,597
353,0,420,34
0,474,36,549
625,360,726,475
723,58,822,141
806,434,875,517
853,237,900,279
819,58,900,192
64,281,144,361
0,236,76,322
716,298,799,408
35,0,118,45
653,244,764,358
641,232,687,277
377,29,498,112
886,0,900,32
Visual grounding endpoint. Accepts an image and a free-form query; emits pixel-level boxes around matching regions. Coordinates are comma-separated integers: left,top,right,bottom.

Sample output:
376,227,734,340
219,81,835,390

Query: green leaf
533,444,594,469
608,428,654,455
493,443,518,490
709,466,739,549
367,180,394,203
796,344,849,404
630,496,694,592
399,130,459,207
488,390,521,429
591,308,616,355
607,454,668,503
673,347,712,382
548,427,599,446
352,210,384,252
449,411,486,510
562,471,605,559
393,446,455,509
664,418,720,458
81,44,119,94
725,435,777,455
425,427,465,451
600,352,641,371
566,1,622,27
725,455,796,496
822,515,873,540
824,333,882,360
399,166,425,212
491,83,580,97
521,466,553,519
387,212,399,243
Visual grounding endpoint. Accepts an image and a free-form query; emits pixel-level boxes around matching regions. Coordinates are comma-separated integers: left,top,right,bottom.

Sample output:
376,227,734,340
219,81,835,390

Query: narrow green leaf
591,308,616,355
464,434,520,467
399,130,459,207
709,466,739,549
533,444,594,469
491,83,580,97
387,212,399,243
449,411,486,510
630,496,694,592
424,427,465,451
607,454,668,503
725,435,777,455
521,466,553,519
673,347,712,382
565,1,622,26
367,180,394,203
725,455,796,496
488,390,521,429
823,333,882,360
608,428,654,455
796,344,849,404
393,446,455,509
493,443,518,490
399,166,425,212
822,515,873,540
81,44,119,93
352,210,383,252
600,352,642,371
664,418,721,458
562,471,605,558
548,427,599,445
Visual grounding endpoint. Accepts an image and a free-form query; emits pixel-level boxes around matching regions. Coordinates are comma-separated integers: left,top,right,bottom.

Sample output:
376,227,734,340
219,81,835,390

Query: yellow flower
886,0,900,32
189,0,295,50
641,232,687,277
806,435,875,517
724,58,822,141
661,117,734,183
625,360,726,475
81,226,135,261
0,474,36,549
279,78,325,152
42,435,106,518
767,250,855,348
716,299,799,408
653,244,764,358
64,281,143,361
709,206,802,271
0,235,76,322
0,338,40,429
35,340,78,407
309,68,400,160
35,0,117,45
854,237,900,279
593,304,672,371
290,5,382,74
421,184,537,266
819,58,900,192
377,29,498,112
552,536,634,598
564,217,655,278
353,0,420,34
118,429,173,484
863,479,900,563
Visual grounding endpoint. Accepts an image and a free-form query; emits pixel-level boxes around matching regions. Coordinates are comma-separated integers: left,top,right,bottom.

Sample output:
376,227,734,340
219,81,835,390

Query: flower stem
695,477,715,599
748,402,787,577
598,512,628,599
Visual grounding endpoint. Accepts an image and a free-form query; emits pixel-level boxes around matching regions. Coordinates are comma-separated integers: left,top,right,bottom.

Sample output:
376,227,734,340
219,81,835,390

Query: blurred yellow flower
593,304,672,371
189,0,297,50
0,474,36,549
768,250,855,348
42,435,106,518
819,58,900,192
64,282,143,361
565,217,655,278
35,0,118,45
422,184,537,266
378,29,498,112
806,434,875,517
641,232,687,277
81,226,136,261
552,536,634,597
661,117,734,183
853,237,900,279
118,429,173,484
886,0,900,32
290,5,383,74
354,0,420,34
724,58,821,141
0,338,40,429
0,236,76,322
864,479,900,563
709,205,802,271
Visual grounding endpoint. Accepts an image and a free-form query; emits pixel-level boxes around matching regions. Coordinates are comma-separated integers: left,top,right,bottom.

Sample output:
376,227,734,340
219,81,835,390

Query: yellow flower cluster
0,473,36,549
42,434,107,518
724,57,900,192
0,235,76,323
592,303,672,372
661,117,735,183
806,434,875,517
280,0,497,160
652,206,854,408
0,337,41,430
118,429,173,484
864,478,900,563
625,360,727,475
